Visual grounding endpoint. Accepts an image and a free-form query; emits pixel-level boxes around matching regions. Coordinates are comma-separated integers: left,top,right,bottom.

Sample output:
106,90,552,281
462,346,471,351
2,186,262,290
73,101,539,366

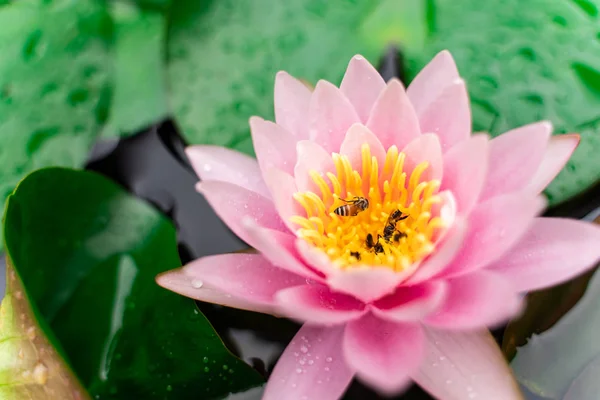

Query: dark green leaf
3,168,264,399
0,0,113,247
103,2,168,137
406,0,600,205
167,0,408,155
127,0,172,13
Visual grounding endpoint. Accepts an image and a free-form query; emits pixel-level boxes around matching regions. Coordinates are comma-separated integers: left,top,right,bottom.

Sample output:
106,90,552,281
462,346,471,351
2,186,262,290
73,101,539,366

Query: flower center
291,144,445,271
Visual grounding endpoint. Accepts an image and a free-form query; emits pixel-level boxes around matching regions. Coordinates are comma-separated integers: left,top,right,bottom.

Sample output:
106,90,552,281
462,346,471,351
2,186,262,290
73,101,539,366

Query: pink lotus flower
157,51,600,399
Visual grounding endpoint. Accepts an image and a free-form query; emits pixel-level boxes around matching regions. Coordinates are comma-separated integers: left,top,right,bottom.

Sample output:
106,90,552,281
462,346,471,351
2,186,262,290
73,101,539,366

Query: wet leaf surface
3,168,264,399
0,260,89,400
103,2,168,138
0,0,113,247
407,0,600,205
166,0,408,154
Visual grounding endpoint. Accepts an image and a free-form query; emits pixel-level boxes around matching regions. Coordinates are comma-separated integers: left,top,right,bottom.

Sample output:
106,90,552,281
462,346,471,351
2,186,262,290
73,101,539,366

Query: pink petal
480,122,552,201
186,145,270,198
344,313,423,393
296,239,337,275
294,140,335,193
441,193,545,278
434,190,458,227
366,79,421,150
440,134,489,215
340,55,386,123
424,271,522,329
184,253,304,299
308,80,360,152
406,217,467,284
489,217,600,292
250,116,297,175
274,71,312,140
263,168,304,233
401,133,443,183
275,284,366,324
373,281,447,322
327,267,408,303
418,79,471,152
527,133,580,194
407,50,460,115
157,269,277,314
339,123,386,173
241,218,324,280
197,180,288,246
263,324,354,400
157,253,305,314
412,328,523,400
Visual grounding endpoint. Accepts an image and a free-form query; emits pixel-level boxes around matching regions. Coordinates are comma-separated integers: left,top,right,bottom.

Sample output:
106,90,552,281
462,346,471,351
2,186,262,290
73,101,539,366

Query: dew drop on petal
203,164,212,172
300,345,308,353
295,368,302,374
191,279,204,289
325,357,333,362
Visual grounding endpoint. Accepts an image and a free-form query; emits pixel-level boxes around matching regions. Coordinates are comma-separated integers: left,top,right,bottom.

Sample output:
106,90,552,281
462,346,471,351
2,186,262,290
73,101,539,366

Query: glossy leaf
0,0,112,247
502,268,595,361
130,0,172,13
0,260,89,400
407,0,600,205
103,2,168,137
511,267,600,399
3,168,264,399
167,0,401,155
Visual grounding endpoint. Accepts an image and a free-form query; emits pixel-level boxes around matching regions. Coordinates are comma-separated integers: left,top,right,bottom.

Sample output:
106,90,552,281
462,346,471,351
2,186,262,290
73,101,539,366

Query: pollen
291,143,445,271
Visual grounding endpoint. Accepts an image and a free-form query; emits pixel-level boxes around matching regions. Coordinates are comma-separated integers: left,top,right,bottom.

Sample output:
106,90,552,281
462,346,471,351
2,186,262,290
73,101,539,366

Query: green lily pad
167,0,399,155
3,168,264,399
129,0,171,13
0,0,112,247
0,260,89,400
406,0,600,205
103,2,168,137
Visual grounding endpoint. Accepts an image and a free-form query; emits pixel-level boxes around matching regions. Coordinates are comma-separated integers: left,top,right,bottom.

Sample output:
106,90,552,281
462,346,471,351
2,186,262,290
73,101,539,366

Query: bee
365,233,384,254
334,196,369,217
383,210,409,242
393,231,407,242
350,251,361,260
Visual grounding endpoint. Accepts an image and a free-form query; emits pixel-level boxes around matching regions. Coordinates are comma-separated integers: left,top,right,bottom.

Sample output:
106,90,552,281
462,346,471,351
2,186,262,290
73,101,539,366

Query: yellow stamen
292,143,446,271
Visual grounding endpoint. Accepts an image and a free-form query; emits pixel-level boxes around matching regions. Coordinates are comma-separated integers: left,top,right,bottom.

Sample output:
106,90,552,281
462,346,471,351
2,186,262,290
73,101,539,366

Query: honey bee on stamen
383,210,409,242
333,196,369,217
393,231,407,242
365,233,384,254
